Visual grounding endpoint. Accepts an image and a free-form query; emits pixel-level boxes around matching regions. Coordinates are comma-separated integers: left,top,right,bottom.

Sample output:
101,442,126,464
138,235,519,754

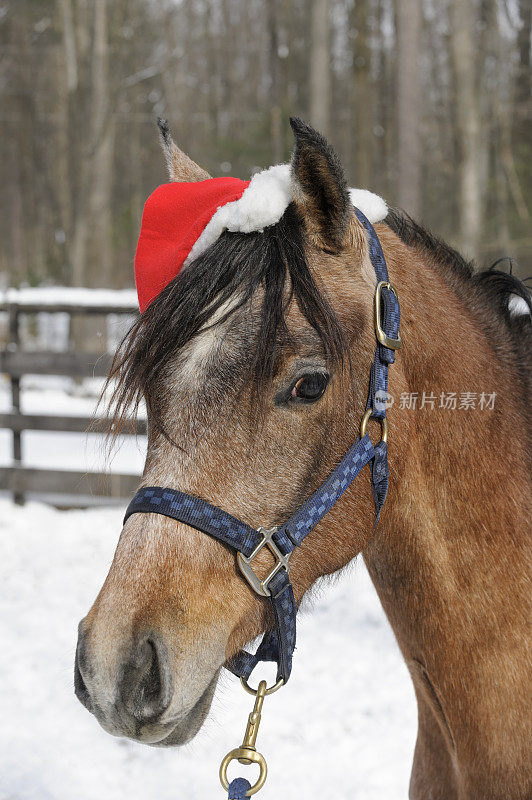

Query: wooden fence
0,296,146,506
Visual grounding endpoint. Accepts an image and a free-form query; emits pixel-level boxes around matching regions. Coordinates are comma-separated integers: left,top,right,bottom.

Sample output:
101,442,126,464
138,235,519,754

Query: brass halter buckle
236,527,290,598
374,281,401,350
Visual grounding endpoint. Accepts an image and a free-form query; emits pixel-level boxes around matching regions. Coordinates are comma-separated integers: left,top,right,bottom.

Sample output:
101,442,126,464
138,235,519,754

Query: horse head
74,119,386,746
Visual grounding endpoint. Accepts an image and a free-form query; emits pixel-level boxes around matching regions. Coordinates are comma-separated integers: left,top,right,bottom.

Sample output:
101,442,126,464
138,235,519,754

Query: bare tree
58,0,114,349
516,0,531,109
351,0,372,188
88,0,114,283
310,0,331,137
396,0,422,218
450,0,483,259
267,0,283,163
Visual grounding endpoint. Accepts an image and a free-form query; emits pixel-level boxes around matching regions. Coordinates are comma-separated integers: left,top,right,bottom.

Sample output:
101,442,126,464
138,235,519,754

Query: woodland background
1,0,531,294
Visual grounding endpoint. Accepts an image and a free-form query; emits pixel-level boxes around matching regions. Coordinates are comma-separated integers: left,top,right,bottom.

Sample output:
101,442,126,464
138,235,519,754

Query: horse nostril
119,634,172,725
137,640,162,705
74,628,93,712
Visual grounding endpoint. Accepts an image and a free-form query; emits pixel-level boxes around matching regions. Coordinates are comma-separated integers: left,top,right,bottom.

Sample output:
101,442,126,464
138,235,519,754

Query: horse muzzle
74,621,217,746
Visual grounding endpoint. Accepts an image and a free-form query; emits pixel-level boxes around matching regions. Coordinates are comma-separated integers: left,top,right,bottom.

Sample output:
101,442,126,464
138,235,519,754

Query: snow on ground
0,499,417,800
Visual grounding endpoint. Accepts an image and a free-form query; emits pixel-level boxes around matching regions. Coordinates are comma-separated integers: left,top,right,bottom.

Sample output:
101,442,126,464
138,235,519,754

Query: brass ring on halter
219,748,268,796
360,409,389,444
240,676,284,697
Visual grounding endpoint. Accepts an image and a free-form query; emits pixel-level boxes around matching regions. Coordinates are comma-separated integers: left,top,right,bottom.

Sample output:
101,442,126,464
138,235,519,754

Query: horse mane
105,204,346,437
106,203,530,438
385,208,532,404
385,208,532,323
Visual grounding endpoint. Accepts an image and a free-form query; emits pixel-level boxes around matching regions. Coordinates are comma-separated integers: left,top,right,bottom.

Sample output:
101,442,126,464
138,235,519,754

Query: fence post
8,304,24,505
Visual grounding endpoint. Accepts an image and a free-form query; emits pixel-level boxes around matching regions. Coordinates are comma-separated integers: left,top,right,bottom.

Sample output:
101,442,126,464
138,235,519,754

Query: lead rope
220,679,281,798
227,779,252,800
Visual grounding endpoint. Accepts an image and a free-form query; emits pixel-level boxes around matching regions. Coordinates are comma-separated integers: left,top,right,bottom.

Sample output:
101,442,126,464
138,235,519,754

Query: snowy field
0,499,417,800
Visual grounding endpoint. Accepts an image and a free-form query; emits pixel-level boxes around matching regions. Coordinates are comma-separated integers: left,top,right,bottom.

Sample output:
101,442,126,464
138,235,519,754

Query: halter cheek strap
123,208,401,686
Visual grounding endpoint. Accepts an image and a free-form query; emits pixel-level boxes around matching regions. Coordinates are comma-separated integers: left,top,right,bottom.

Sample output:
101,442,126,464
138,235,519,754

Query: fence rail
0,295,143,506
0,467,141,499
0,350,114,378
0,411,145,435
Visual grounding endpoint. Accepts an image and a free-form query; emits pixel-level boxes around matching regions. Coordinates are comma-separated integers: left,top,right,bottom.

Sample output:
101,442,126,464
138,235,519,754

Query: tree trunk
59,0,78,92
396,0,422,218
309,0,331,137
516,0,531,109
88,0,114,285
351,0,372,187
267,0,284,163
450,0,482,259
69,0,113,351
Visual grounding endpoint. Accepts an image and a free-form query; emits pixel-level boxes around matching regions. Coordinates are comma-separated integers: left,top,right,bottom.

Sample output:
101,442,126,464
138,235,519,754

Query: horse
75,117,531,799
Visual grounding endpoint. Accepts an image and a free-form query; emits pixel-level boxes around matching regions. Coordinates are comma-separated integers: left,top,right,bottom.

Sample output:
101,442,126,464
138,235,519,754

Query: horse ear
289,117,353,253
157,118,211,182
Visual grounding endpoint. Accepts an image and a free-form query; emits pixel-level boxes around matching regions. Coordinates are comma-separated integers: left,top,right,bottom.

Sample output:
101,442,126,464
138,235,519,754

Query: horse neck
362,228,530,716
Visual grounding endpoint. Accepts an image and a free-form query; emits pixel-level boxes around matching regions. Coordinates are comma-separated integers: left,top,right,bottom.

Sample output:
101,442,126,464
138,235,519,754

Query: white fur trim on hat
184,163,388,266
348,188,388,225
508,293,531,317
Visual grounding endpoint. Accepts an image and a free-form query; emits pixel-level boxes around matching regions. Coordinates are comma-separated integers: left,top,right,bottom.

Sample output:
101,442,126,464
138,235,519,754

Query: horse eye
290,372,329,403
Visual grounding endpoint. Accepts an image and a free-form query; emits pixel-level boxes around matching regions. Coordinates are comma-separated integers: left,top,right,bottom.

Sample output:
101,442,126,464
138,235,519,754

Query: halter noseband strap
123,208,401,686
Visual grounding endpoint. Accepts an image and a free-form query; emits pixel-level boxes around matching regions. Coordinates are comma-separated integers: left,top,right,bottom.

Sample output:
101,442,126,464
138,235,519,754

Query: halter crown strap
123,208,400,685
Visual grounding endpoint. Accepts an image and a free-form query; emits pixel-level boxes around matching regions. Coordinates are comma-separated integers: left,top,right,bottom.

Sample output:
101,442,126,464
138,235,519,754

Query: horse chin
148,671,219,747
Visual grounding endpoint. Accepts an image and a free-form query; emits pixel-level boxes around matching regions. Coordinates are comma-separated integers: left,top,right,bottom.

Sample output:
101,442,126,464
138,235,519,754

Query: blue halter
124,208,401,687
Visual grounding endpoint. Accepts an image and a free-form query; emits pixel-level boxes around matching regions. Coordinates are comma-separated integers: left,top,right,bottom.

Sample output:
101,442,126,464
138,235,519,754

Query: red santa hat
134,163,387,313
